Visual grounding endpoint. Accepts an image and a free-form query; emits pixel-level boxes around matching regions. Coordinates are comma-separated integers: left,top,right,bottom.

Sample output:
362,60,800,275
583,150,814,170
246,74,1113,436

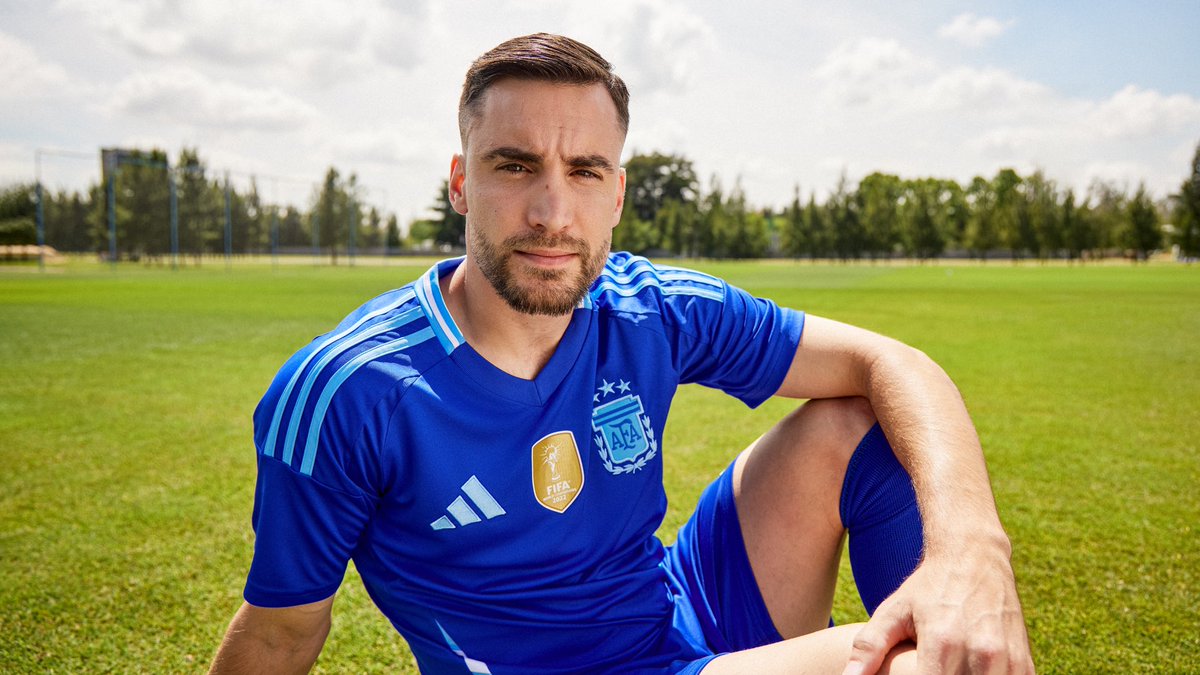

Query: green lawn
1,258,1196,673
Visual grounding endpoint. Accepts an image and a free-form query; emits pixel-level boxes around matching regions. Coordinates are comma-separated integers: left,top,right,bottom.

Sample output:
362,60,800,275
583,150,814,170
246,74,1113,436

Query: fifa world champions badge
591,378,658,475
531,431,584,513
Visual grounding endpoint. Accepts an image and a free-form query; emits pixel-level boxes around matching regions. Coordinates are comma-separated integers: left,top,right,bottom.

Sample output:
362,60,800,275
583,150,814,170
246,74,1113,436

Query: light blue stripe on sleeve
262,290,414,458
593,277,725,302
603,261,723,290
280,307,423,466
298,326,435,476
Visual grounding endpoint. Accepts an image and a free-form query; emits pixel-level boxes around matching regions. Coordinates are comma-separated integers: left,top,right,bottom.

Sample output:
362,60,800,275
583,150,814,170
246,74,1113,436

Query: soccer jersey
245,252,805,674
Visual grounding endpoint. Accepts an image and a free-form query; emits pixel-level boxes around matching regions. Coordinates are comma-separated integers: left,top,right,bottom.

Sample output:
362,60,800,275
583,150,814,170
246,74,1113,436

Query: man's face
449,78,626,316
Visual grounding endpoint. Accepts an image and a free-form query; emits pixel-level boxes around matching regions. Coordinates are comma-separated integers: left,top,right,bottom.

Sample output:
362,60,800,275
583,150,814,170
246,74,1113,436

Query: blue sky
2,0,1198,221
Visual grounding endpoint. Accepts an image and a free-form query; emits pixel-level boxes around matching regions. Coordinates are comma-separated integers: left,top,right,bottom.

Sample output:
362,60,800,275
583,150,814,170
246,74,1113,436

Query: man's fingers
841,600,914,675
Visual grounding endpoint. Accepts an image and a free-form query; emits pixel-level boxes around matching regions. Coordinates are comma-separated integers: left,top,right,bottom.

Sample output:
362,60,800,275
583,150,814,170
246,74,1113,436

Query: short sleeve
668,281,805,408
242,330,391,608
244,456,376,607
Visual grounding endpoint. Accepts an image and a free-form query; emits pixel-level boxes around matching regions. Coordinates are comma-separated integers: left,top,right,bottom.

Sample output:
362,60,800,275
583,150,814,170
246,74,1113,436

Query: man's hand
842,540,1035,675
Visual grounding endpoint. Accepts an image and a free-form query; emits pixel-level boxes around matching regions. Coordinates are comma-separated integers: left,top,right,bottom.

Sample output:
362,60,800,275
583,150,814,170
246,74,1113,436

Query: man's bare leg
735,396,876,636
704,624,914,674
701,397,917,673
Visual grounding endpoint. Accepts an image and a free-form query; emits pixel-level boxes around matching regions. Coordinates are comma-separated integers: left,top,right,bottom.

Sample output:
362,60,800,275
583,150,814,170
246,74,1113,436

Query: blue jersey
245,253,804,674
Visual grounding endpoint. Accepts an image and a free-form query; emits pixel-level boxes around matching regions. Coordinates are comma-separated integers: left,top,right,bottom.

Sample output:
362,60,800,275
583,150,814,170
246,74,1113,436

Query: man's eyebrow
567,154,616,173
481,147,542,164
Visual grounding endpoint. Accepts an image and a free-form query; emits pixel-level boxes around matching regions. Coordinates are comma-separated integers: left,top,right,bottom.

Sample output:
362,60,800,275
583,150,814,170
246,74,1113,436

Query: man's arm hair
209,598,334,675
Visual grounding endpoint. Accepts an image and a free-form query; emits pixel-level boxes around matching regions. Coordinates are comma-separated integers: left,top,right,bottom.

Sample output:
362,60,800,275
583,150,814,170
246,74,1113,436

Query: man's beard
471,228,610,316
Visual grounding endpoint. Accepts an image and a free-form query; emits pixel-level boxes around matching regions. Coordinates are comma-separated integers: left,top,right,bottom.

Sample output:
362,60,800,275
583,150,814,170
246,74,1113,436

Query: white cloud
814,37,931,107
937,13,1014,48
1086,85,1200,139
55,0,432,83
0,30,72,99
922,66,1052,112
328,127,442,168
575,0,716,96
103,67,319,131
966,126,1056,158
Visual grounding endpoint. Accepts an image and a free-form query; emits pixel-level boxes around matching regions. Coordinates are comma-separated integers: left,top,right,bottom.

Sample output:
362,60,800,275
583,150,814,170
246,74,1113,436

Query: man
211,34,1034,674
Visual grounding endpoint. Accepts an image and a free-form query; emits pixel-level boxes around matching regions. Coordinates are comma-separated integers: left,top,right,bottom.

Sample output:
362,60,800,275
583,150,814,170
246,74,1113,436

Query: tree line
2,148,403,264
4,142,1198,263
603,145,1199,262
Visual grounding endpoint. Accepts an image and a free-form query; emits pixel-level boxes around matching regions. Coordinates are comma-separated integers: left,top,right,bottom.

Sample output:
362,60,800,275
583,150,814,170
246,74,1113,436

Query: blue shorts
662,460,784,674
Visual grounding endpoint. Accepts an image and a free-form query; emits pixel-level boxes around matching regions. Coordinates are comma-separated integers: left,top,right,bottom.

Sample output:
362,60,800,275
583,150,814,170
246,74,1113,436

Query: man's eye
575,170,601,180
499,164,528,173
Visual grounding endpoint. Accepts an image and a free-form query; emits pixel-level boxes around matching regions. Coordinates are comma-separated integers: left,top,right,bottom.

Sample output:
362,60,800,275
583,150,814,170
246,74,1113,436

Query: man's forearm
863,341,1010,554
210,602,330,675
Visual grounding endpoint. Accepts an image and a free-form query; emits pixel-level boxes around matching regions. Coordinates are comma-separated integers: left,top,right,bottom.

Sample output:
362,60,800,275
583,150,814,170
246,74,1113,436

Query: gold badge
531,431,584,513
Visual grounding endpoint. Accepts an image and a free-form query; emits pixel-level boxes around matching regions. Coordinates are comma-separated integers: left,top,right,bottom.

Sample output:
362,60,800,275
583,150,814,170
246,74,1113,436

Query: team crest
531,431,584,513
591,378,658,475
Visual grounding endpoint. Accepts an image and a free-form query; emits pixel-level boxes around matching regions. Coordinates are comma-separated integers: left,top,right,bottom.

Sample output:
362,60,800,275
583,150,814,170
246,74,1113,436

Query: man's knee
796,396,876,435
736,397,879,514
784,397,878,467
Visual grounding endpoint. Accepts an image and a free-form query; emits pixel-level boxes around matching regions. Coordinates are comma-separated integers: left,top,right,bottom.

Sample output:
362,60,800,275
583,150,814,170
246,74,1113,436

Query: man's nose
528,175,572,233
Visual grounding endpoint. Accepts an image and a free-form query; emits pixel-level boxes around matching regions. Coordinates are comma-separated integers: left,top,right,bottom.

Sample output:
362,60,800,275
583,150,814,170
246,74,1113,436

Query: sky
2,0,1198,222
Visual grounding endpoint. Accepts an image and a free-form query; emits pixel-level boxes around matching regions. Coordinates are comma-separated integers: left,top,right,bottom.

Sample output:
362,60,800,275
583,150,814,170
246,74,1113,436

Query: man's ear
612,167,626,229
448,154,468,215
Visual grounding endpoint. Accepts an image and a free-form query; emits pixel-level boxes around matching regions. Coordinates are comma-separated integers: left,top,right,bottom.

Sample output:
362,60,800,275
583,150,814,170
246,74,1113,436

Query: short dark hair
458,33,630,143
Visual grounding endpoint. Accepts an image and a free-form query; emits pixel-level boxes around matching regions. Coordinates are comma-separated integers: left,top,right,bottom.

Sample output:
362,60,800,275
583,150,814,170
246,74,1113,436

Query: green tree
1086,180,1127,257
277,206,307,248
804,193,829,260
313,167,365,263
655,197,698,257
226,177,266,255
385,213,403,251
992,169,1024,260
613,187,657,255
622,151,699,224
781,185,808,258
901,179,948,261
175,148,222,260
724,180,768,258
44,189,92,251
105,148,171,260
1062,189,1092,261
1171,142,1200,260
695,176,728,258
858,173,902,260
428,179,466,249
1125,184,1161,261
360,206,383,250
0,183,37,245
828,174,864,260
1023,170,1061,259
941,179,969,251
965,176,999,260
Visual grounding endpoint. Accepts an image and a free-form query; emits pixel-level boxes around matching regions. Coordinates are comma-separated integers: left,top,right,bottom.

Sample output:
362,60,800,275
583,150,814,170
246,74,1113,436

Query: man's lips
514,249,579,265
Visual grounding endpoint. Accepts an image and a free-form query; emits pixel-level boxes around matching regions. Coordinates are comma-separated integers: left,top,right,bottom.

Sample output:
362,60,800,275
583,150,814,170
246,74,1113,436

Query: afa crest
591,379,658,475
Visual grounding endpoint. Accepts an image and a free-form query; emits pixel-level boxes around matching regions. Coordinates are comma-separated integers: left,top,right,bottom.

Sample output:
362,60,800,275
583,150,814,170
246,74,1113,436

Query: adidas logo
430,475,506,530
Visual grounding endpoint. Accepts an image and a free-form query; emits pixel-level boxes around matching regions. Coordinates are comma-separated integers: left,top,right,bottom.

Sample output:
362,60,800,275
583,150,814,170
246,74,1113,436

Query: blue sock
839,423,924,615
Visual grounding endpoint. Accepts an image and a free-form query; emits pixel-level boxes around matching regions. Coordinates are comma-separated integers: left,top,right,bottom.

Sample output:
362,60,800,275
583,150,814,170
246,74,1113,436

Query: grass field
1,257,1197,673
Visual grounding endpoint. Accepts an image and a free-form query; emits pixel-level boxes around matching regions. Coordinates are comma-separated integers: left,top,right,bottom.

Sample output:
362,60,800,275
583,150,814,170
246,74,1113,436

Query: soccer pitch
1,258,1196,673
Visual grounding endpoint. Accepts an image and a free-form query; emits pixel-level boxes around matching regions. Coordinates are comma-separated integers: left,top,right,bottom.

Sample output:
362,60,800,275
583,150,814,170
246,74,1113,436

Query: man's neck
441,259,575,381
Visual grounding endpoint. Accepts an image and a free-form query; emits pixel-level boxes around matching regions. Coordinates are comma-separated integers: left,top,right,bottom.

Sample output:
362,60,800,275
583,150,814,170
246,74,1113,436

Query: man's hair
458,33,630,143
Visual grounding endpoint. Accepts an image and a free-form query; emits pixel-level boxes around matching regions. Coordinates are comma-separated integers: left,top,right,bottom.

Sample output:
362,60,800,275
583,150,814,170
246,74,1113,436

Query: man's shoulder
253,281,446,471
591,252,727,311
